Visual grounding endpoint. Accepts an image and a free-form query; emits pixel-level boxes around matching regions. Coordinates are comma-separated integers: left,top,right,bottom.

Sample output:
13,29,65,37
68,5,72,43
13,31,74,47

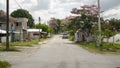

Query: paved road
12,35,120,68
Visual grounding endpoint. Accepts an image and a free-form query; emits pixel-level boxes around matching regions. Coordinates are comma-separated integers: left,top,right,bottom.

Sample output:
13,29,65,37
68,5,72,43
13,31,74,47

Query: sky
0,0,120,24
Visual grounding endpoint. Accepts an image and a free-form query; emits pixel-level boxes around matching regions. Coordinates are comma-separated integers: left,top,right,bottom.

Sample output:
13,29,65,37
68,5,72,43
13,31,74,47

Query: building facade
0,10,28,42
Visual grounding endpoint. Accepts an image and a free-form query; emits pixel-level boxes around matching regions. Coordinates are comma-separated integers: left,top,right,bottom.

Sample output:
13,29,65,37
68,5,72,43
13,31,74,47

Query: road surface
1,35,120,68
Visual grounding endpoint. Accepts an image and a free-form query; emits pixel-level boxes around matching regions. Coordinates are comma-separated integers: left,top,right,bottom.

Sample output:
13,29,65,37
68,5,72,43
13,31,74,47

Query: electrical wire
14,0,22,9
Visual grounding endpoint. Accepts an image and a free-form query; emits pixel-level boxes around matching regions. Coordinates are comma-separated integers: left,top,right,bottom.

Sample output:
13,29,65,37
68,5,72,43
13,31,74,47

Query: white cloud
0,0,6,10
102,6,120,19
1,0,120,24
31,0,51,10
100,0,120,10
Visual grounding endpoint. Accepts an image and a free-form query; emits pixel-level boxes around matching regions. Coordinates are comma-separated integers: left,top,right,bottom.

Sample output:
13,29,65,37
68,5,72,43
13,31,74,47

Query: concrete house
27,29,42,39
0,10,15,42
0,10,28,42
12,18,28,41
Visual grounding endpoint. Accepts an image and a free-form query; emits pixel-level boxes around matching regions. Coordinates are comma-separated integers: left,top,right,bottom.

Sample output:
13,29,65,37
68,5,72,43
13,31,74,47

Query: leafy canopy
11,9,34,28
35,23,54,33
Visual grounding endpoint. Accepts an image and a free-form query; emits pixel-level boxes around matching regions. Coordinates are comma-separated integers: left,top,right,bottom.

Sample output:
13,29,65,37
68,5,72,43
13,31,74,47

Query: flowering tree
70,5,99,37
71,5,98,16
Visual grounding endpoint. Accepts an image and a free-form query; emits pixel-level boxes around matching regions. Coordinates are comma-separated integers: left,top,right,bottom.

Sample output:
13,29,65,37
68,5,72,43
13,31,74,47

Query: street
1,35,120,68
1,0,120,68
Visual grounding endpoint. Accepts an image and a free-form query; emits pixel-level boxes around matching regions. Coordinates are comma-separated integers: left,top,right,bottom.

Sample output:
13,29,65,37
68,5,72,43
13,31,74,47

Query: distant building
27,29,42,39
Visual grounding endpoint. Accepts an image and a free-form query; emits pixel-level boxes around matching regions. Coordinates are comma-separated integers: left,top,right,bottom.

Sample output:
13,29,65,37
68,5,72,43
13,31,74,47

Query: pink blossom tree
71,5,99,16
70,5,99,38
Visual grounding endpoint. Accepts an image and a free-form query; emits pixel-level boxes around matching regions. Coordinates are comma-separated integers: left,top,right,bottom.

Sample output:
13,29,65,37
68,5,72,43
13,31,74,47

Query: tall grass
0,61,11,68
0,38,45,51
79,42,120,54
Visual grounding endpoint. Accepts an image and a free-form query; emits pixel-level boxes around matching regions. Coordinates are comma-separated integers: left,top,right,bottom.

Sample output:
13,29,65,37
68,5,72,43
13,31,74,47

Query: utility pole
6,0,10,50
39,17,41,40
98,0,102,47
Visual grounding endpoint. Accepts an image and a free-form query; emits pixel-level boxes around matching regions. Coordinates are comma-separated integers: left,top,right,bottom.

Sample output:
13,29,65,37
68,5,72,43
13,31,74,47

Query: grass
79,42,120,54
69,36,74,41
0,46,20,52
0,61,11,68
0,38,46,51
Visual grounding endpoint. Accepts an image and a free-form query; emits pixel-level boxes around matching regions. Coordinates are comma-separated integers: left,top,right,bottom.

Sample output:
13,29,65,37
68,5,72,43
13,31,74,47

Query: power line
14,0,22,9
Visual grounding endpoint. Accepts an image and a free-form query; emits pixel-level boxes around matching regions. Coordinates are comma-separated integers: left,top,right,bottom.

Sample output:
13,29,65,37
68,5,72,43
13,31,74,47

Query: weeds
0,61,11,68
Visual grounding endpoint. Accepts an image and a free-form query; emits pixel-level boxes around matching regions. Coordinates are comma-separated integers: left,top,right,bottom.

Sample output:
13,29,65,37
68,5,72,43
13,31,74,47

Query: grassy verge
79,42,120,54
0,61,11,68
0,46,20,52
0,38,46,51
69,36,74,41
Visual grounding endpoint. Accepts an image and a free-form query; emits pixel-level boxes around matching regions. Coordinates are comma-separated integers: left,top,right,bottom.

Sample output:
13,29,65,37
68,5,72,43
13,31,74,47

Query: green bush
69,36,74,41
102,43,120,49
79,42,120,54
0,61,11,68
68,30,74,36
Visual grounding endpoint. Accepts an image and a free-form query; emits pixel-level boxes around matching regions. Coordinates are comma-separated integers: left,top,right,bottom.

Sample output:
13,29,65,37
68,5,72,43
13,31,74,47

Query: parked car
62,32,68,39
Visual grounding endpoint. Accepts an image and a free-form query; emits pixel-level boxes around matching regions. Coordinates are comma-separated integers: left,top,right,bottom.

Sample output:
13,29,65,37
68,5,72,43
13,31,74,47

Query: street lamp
6,0,10,50
98,0,102,47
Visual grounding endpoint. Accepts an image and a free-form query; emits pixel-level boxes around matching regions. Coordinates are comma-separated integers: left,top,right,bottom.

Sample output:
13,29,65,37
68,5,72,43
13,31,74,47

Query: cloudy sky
0,0,120,23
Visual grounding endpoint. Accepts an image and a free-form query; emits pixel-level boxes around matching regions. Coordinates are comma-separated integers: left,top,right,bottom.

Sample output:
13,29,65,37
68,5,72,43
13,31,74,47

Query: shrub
69,36,74,41
0,61,11,68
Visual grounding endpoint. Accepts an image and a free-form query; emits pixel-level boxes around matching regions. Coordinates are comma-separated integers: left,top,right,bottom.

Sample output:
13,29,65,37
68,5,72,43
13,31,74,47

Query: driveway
1,35,120,68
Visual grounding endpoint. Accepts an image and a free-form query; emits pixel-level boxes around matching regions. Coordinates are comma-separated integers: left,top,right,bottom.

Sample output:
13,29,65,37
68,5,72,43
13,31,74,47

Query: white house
12,18,28,41
27,29,42,39
0,10,29,42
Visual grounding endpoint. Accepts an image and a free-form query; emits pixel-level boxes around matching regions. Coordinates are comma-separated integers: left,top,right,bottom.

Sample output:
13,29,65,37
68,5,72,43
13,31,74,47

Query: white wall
1,36,11,42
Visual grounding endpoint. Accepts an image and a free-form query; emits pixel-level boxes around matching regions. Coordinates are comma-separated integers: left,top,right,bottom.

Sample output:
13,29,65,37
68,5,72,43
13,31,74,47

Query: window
15,22,22,27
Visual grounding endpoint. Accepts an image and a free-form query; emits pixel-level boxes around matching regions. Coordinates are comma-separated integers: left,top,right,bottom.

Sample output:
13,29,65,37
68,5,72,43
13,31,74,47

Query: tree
35,23,54,33
109,18,120,32
48,18,62,34
93,20,116,43
71,5,98,16
70,5,98,37
11,9,34,28
67,16,82,33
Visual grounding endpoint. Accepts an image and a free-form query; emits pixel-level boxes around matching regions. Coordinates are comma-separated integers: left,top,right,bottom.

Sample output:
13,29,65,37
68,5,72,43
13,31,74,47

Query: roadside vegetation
0,38,45,51
58,4,120,54
35,23,54,34
0,61,11,68
79,42,120,54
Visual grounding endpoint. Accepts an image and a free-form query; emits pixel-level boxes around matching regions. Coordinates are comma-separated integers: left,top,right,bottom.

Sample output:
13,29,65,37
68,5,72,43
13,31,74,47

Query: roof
27,29,42,32
0,10,15,23
0,29,6,34
14,18,28,23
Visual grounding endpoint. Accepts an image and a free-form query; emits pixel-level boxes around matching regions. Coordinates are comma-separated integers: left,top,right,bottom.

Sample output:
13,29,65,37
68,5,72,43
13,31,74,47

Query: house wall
1,36,11,42
0,22,13,31
13,18,28,41
14,18,28,30
75,30,94,43
28,32,40,39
